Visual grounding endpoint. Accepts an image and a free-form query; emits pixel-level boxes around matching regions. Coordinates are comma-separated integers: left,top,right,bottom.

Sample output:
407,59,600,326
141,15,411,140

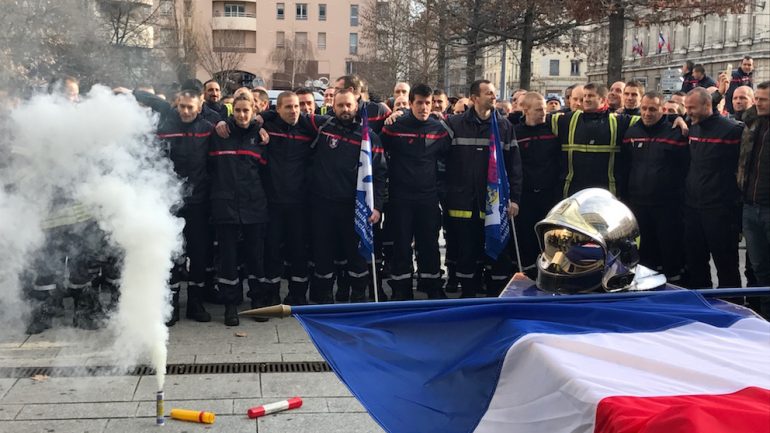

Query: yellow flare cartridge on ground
169,408,216,424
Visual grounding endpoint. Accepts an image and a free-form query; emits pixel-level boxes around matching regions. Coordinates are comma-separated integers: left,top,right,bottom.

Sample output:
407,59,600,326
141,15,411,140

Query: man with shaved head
730,86,755,121
608,81,625,111
683,87,744,289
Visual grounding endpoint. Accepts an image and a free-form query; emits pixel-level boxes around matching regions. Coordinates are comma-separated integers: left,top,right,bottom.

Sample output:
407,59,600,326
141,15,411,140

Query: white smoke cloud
0,86,183,389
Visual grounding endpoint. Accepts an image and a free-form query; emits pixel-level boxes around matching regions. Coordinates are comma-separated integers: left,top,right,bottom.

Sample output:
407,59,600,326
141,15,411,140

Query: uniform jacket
552,109,637,199
685,113,743,209
310,117,387,210
134,90,212,206
513,122,562,194
445,108,522,216
380,112,452,203
622,116,689,205
208,118,268,224
261,112,330,205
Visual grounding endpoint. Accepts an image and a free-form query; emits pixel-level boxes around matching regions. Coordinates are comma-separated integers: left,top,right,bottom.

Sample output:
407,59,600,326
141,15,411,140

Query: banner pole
371,251,379,303
510,215,524,274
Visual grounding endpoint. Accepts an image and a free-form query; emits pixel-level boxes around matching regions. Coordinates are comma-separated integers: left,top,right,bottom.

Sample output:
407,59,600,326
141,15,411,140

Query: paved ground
0,243,747,433
0,293,387,433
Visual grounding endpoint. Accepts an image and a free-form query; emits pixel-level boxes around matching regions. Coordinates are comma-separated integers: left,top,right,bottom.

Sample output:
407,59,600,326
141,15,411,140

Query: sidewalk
0,297,386,433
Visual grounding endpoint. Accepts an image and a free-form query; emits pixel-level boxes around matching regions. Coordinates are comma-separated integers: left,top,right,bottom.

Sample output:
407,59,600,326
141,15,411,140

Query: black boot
165,291,180,327
224,304,239,326
185,285,211,323
72,283,105,330
444,264,460,293
26,302,53,335
247,279,270,322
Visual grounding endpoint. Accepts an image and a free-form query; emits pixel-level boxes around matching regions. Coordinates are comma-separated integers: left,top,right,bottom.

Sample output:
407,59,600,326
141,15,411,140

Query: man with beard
202,79,228,123
445,80,522,298
308,89,387,304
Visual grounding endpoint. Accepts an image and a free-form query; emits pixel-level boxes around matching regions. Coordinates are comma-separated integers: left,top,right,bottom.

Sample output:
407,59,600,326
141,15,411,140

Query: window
224,4,245,17
346,60,355,75
295,32,308,49
184,0,192,17
549,59,560,76
159,28,175,47
276,2,285,19
349,33,358,55
318,32,327,50
570,60,580,76
350,4,359,26
319,4,326,21
159,0,173,16
296,3,308,20
276,31,285,48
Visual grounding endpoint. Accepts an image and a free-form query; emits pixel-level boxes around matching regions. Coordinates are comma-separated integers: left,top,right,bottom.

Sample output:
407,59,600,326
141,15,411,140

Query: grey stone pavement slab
0,307,387,432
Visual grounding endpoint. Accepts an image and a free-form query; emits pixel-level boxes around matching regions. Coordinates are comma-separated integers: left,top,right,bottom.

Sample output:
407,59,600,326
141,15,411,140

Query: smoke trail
0,86,183,388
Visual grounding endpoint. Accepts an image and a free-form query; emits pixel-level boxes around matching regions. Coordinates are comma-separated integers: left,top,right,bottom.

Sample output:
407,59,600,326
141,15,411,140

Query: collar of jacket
639,115,669,132
464,106,498,124
227,117,259,133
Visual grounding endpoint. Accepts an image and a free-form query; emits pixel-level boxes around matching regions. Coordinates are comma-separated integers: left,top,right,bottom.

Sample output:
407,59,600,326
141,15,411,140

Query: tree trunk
606,0,625,85
435,0,447,89
518,5,535,90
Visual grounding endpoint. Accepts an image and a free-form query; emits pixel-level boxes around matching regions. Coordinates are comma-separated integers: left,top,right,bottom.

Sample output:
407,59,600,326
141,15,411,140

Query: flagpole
371,251,379,303
509,214,524,274
239,287,770,317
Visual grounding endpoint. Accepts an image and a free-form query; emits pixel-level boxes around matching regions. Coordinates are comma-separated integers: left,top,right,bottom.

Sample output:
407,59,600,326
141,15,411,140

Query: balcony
212,12,256,32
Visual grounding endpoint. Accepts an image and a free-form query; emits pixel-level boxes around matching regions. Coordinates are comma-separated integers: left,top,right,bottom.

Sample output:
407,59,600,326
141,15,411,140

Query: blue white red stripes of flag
484,112,510,260
657,32,671,54
354,105,375,261
292,291,770,433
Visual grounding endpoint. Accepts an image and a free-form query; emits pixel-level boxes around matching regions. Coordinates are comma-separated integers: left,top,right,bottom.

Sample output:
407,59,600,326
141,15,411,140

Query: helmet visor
541,228,605,273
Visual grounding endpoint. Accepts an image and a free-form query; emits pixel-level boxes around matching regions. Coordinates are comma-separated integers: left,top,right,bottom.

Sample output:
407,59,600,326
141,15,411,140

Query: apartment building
190,0,368,90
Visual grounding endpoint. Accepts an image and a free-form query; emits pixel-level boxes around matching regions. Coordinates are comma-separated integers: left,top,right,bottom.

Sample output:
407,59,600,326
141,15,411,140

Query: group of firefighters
13,57,770,331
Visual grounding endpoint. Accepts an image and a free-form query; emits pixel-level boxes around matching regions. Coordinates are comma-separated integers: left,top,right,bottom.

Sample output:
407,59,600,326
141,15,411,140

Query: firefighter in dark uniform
308,89,387,304
259,91,330,306
25,201,103,333
622,91,689,283
724,56,754,114
208,92,268,326
513,92,562,277
551,83,639,200
683,87,744,289
129,86,214,325
380,84,452,300
332,75,392,301
445,79,522,298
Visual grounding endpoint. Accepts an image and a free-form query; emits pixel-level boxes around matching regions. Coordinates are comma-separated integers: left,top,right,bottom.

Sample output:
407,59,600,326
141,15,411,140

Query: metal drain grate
0,361,331,379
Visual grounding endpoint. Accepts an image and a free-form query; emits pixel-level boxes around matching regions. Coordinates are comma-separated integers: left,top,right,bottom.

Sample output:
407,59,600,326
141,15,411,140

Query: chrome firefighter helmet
535,188,640,294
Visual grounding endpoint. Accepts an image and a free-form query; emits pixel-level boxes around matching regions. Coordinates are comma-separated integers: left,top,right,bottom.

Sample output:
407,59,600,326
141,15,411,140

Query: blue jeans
743,203,770,318
743,204,770,285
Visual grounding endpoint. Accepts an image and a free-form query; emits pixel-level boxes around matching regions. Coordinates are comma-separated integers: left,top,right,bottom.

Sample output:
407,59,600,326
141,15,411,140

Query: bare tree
158,0,200,82
196,25,246,88
270,35,315,89
97,0,161,47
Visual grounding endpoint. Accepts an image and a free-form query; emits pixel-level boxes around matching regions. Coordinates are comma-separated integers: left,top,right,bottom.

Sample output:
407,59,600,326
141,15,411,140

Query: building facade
482,42,588,100
188,0,369,90
586,4,770,91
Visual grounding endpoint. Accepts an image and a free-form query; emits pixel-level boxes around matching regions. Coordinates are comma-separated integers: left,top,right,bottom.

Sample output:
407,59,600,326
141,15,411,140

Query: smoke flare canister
247,397,303,418
156,391,164,426
169,408,216,424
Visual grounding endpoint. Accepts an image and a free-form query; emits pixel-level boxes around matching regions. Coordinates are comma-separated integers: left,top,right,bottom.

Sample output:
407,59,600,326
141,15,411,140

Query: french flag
294,291,770,433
